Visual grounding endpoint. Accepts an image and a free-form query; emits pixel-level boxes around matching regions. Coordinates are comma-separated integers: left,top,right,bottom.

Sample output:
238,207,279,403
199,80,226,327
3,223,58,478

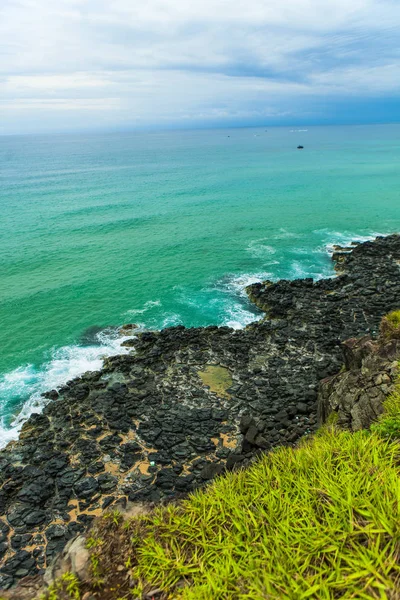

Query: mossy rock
380,310,400,340
197,365,233,399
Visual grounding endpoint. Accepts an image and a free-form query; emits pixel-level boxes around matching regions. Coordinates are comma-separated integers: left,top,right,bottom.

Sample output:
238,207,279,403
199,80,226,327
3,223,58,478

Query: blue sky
1,0,400,134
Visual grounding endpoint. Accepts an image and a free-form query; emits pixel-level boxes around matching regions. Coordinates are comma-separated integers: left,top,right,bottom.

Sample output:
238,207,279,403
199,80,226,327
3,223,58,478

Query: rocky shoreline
0,234,399,590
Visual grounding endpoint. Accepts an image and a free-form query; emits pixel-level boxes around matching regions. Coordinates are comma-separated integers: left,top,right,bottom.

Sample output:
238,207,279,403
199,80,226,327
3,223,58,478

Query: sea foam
1,231,393,449
246,239,276,260
222,302,263,329
0,329,132,448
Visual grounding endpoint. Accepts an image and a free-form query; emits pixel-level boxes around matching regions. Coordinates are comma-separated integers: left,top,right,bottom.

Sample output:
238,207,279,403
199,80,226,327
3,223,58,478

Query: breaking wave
0,329,132,448
1,229,394,449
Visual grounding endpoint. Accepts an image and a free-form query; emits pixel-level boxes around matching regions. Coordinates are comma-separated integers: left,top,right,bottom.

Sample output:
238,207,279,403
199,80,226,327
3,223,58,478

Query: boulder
318,337,400,430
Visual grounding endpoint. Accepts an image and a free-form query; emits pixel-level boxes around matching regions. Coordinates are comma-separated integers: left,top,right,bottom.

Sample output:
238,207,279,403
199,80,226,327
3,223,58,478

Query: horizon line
2,120,400,138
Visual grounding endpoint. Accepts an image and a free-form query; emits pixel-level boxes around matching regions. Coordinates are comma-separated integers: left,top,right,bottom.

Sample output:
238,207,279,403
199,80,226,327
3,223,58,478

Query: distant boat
297,145,304,149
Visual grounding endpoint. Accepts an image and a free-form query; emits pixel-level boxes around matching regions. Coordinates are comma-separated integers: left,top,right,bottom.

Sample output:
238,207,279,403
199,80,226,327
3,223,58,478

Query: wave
222,302,263,329
288,260,333,281
216,272,273,297
161,313,184,328
313,229,392,256
246,238,276,260
273,228,301,239
0,328,132,449
124,299,161,317
211,273,267,329
60,201,139,218
2,230,394,449
289,247,311,255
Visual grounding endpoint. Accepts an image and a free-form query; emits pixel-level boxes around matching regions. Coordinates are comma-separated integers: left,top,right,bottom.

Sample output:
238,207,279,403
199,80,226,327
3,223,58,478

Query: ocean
1,124,399,446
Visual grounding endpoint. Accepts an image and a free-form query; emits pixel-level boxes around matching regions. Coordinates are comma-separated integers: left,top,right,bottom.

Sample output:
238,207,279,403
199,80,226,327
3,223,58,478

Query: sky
1,0,400,134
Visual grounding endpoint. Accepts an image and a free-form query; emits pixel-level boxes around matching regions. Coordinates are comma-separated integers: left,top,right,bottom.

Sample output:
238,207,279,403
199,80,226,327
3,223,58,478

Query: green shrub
381,386,400,420
379,309,400,340
325,411,339,426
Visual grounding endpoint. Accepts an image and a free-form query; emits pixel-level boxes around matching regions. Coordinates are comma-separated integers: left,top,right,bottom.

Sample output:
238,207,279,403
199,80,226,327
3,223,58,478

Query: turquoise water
1,124,399,444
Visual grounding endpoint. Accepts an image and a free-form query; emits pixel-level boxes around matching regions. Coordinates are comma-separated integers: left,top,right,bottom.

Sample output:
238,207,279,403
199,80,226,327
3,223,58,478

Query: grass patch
40,573,80,600
129,427,400,599
370,368,400,441
197,365,233,399
380,310,400,340
42,355,400,599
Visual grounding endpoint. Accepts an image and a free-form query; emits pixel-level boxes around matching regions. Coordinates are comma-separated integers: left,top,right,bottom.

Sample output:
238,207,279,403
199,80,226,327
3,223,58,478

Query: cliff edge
0,234,400,590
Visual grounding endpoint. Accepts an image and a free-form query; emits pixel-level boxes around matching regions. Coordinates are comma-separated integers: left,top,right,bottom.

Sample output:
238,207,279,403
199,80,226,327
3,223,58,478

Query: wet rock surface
0,234,400,588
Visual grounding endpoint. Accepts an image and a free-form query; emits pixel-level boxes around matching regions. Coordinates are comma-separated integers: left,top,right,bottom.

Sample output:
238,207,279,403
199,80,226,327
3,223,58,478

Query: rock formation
0,234,399,589
318,334,400,431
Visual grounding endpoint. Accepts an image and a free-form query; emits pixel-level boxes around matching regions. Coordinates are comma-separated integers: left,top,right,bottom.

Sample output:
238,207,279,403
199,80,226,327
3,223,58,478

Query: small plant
130,584,144,597
371,417,400,439
370,363,400,439
103,508,123,526
86,536,103,549
90,553,101,577
125,555,133,569
87,537,106,587
379,309,400,340
325,410,339,426
41,572,80,600
61,573,80,600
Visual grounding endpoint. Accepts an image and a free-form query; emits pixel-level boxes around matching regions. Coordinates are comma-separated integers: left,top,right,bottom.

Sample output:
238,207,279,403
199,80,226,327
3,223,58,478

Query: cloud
0,0,400,133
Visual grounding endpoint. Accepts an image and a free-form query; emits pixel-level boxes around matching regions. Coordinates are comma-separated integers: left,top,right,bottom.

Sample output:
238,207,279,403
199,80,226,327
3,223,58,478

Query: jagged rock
119,323,139,336
318,336,400,430
200,463,224,480
74,478,99,499
1,234,400,587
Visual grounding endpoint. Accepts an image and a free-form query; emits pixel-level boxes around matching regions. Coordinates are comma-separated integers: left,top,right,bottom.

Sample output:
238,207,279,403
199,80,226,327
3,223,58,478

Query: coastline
0,233,400,589
0,230,389,449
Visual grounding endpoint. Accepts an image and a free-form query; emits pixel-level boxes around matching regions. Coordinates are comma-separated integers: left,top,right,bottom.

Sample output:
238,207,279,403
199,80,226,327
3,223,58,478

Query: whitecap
313,229,392,255
273,228,301,239
288,260,334,281
246,238,276,260
223,302,263,329
161,313,184,328
215,272,273,297
124,299,161,316
289,247,310,255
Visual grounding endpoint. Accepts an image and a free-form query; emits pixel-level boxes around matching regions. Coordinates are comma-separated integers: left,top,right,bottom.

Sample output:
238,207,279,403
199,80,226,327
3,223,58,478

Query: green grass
40,573,80,600
125,367,400,599
41,356,400,599
380,310,400,340
370,372,400,441
129,427,400,599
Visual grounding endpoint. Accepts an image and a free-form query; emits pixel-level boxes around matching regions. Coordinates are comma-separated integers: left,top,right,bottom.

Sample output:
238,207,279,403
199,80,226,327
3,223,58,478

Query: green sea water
1,124,399,444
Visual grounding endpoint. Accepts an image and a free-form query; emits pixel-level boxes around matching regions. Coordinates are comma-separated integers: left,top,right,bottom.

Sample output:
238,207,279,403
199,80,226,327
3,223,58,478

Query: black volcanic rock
0,234,400,587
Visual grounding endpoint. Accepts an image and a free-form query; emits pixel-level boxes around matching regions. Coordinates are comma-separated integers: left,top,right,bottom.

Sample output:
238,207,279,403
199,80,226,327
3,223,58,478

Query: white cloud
1,98,120,110
0,0,400,133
